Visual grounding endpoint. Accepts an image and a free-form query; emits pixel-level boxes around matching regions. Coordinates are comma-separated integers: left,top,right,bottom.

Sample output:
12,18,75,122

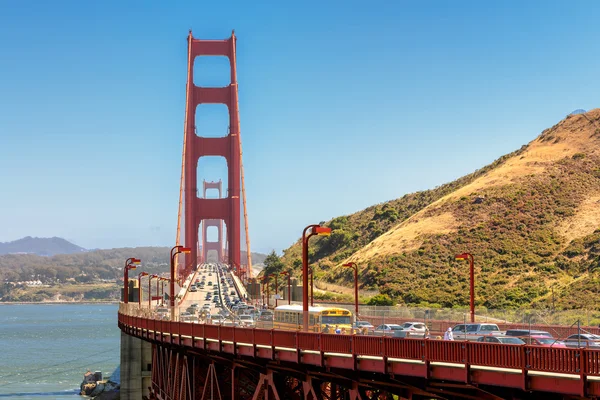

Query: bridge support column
120,331,152,400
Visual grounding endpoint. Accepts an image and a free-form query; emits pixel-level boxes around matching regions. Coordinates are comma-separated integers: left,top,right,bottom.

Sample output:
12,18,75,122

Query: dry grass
346,109,600,264
350,212,458,261
556,195,600,243
314,281,378,297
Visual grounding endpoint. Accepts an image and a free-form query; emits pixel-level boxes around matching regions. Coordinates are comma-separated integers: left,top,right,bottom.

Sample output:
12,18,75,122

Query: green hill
281,109,600,310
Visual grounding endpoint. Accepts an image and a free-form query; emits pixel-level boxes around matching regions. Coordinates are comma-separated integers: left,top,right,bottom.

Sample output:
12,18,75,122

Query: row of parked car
351,321,600,347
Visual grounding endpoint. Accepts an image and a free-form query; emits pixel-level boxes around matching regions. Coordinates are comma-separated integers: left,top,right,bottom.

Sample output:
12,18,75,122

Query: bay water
0,304,120,399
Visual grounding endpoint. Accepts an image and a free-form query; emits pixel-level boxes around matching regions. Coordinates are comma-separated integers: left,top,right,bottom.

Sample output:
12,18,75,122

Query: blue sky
1,1,599,254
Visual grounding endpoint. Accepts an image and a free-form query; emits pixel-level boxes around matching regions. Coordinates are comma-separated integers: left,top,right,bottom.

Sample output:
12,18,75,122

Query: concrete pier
120,331,152,400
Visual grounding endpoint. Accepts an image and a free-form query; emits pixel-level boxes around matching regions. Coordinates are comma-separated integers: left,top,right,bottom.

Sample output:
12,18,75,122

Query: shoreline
0,301,120,305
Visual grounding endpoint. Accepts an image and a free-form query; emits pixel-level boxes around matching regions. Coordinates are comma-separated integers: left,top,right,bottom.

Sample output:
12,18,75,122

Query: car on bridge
518,335,566,347
476,336,525,344
374,324,404,336
564,333,600,348
400,322,427,335
505,329,552,338
451,323,504,341
353,321,375,332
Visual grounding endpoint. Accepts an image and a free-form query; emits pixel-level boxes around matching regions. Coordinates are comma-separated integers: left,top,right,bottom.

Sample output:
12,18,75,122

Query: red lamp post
149,274,158,307
273,274,279,307
455,252,475,323
137,271,148,306
170,246,191,309
280,271,291,305
342,262,359,318
265,276,270,308
302,224,331,330
123,258,141,304
308,267,314,307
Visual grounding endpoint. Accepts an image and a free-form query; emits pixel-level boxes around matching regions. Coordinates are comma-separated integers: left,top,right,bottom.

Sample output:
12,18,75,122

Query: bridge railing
118,306,600,380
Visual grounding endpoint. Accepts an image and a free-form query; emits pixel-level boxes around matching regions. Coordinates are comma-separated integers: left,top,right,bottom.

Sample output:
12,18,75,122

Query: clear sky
1,1,599,254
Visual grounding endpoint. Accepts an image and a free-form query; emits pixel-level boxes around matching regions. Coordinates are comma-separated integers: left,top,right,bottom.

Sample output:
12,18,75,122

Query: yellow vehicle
272,305,353,333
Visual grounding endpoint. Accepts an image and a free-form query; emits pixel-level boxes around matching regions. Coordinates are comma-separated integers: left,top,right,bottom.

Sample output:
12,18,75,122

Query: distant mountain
569,109,587,115
0,236,86,256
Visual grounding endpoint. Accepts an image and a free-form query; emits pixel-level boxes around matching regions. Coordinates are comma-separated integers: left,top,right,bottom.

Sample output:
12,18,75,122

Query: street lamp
149,274,158,307
302,224,331,330
280,271,291,305
123,258,141,304
455,252,475,323
170,246,191,309
308,267,314,307
342,262,359,319
264,275,271,308
137,271,149,306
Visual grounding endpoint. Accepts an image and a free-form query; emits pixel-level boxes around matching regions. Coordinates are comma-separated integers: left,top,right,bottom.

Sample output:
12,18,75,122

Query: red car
519,335,566,348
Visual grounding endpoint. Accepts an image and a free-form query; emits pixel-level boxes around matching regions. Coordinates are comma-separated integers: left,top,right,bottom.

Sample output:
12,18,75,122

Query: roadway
177,263,241,323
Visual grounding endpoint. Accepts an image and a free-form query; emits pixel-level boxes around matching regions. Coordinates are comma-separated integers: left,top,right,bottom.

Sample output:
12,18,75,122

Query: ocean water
0,304,120,399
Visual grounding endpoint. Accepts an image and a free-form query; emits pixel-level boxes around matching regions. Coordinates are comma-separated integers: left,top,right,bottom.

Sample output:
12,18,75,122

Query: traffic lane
182,268,224,319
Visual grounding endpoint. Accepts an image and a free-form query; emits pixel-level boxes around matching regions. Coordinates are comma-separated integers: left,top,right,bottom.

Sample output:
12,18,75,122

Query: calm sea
0,304,120,399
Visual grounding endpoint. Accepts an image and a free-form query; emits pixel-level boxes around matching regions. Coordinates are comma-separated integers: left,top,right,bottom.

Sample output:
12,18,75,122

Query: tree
263,250,284,275
367,294,395,306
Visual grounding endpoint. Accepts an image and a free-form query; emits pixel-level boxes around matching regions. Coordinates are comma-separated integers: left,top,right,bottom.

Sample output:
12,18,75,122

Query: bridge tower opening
181,30,249,279
200,180,224,264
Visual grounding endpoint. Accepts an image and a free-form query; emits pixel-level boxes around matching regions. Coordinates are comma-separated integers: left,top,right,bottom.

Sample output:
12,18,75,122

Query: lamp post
274,274,279,307
138,271,148,306
342,262,359,318
455,252,475,323
265,276,270,308
261,281,266,306
308,267,314,307
170,246,191,313
280,271,291,305
149,274,158,307
302,224,331,330
123,258,141,304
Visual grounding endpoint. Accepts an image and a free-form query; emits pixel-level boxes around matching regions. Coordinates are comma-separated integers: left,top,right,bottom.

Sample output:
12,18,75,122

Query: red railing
118,312,600,378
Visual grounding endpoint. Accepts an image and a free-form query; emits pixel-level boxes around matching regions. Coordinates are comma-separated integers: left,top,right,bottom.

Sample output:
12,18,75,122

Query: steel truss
145,342,577,400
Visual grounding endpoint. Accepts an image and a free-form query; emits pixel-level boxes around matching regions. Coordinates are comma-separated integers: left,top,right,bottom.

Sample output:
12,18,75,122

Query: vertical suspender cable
175,31,194,281
231,33,253,278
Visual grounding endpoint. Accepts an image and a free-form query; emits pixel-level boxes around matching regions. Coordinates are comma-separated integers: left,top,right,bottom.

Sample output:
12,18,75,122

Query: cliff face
282,109,600,310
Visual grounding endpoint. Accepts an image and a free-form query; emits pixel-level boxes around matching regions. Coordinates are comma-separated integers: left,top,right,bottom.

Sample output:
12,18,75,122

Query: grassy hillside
281,109,600,310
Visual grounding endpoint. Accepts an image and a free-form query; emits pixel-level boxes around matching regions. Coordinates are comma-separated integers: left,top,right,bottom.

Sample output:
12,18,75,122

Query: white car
374,324,404,336
238,315,255,327
401,322,427,332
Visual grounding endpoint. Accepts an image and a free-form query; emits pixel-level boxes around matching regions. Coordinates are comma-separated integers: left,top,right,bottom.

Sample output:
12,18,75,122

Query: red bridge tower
183,31,242,277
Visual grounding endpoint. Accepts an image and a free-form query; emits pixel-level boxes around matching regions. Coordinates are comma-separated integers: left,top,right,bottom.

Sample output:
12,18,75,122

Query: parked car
452,324,504,341
505,329,552,338
238,315,255,327
518,336,566,347
476,336,525,345
564,334,600,348
353,321,375,331
374,324,404,336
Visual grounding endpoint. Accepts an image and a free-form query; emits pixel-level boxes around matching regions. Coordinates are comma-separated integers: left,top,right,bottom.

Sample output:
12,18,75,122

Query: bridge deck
119,309,600,398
